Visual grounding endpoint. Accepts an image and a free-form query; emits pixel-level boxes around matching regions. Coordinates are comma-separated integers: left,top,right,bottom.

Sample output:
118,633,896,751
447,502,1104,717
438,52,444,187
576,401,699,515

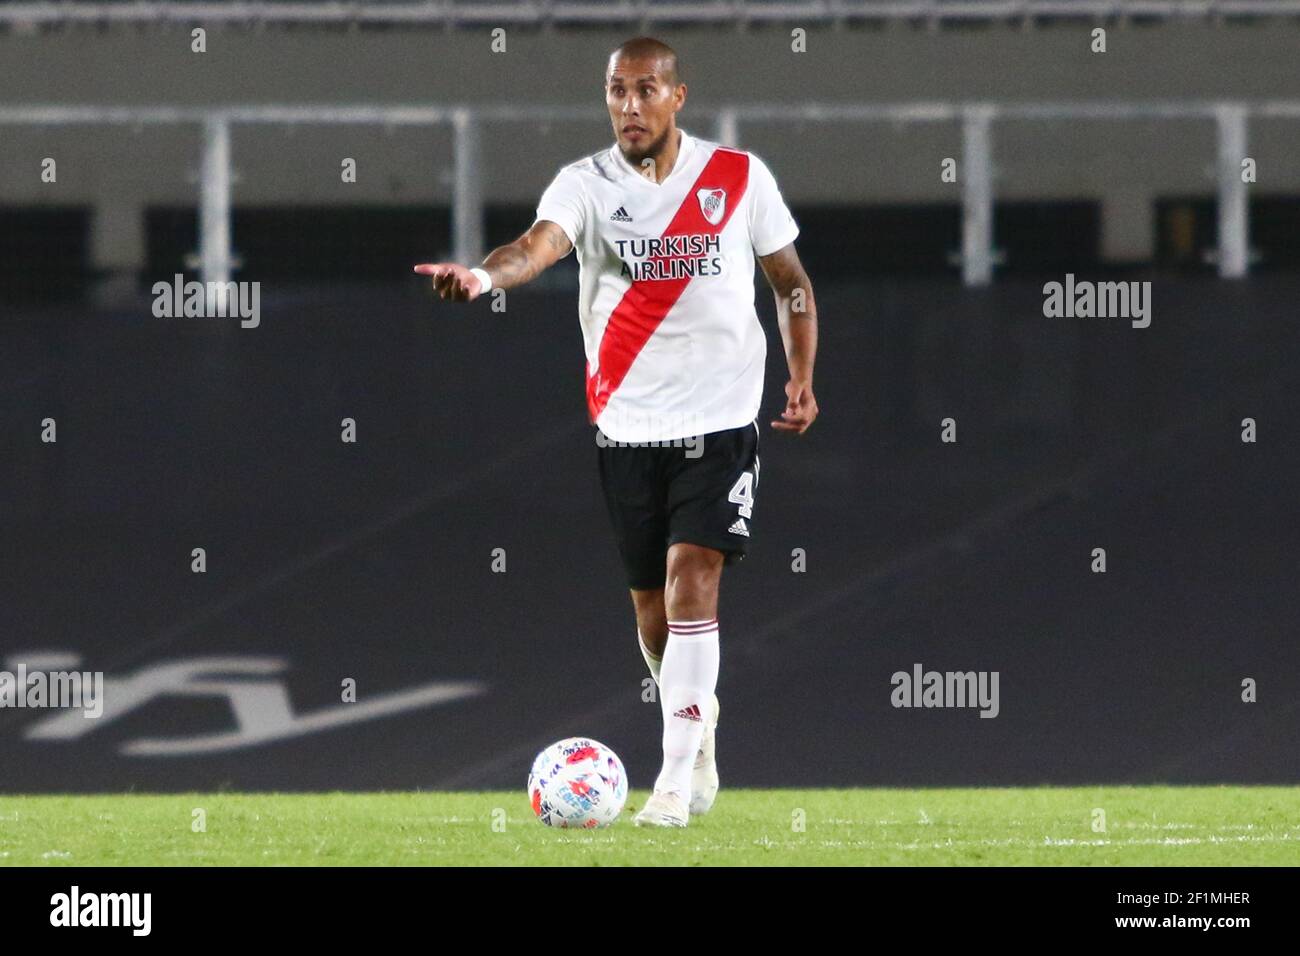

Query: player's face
605,58,684,164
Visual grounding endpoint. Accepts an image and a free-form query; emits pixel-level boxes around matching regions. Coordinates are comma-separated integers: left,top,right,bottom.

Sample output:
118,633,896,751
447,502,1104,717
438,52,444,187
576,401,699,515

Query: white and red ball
527,737,628,828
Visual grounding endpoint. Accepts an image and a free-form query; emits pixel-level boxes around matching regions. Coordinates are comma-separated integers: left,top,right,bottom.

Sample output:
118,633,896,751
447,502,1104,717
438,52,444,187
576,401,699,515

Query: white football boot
633,790,690,828
690,694,721,815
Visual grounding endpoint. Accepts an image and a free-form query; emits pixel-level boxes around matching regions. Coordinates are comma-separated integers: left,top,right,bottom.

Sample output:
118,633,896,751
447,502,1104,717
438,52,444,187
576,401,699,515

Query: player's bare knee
664,545,723,620
666,543,724,576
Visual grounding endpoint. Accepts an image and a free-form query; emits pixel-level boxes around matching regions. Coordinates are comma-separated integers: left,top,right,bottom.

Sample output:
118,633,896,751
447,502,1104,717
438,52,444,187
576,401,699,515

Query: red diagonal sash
586,147,751,424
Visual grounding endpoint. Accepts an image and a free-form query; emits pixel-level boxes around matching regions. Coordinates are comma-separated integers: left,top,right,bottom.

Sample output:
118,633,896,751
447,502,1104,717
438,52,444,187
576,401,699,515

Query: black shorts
597,420,761,590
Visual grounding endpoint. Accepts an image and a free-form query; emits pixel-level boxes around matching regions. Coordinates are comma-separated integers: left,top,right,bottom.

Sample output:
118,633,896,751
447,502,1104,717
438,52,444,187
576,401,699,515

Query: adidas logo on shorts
728,517,749,537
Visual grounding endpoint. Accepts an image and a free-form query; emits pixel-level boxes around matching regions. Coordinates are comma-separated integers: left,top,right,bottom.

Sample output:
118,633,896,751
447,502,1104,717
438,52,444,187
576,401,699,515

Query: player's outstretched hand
413,263,484,302
771,379,818,434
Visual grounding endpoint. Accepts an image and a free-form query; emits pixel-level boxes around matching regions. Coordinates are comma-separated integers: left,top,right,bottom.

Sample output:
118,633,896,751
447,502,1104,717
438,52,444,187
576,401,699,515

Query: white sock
638,629,663,684
653,618,720,798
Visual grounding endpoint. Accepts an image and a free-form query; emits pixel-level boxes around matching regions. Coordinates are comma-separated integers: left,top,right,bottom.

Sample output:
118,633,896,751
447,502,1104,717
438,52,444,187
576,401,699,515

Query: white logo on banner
13,653,486,756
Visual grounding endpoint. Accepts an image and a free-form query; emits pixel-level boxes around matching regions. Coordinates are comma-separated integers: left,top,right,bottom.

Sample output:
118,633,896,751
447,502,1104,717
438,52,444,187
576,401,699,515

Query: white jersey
533,129,799,443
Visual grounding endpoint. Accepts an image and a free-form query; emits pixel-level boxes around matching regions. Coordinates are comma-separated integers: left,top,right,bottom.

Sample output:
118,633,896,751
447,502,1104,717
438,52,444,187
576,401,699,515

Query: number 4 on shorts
728,471,755,518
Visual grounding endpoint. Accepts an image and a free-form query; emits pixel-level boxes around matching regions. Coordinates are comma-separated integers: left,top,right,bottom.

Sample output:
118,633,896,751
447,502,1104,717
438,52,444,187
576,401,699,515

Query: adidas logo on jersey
672,703,703,722
608,205,633,222
728,517,749,537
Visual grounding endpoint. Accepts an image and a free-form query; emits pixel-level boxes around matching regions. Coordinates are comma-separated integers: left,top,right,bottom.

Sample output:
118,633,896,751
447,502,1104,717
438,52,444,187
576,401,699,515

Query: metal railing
0,99,1285,285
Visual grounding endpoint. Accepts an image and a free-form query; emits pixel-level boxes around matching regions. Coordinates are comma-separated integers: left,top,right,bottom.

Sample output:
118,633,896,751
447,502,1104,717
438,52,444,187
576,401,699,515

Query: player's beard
620,125,674,171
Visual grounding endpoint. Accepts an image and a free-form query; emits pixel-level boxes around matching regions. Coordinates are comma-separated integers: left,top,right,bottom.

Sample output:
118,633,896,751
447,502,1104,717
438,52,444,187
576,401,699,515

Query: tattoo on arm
482,243,531,289
759,242,817,384
480,221,571,291
759,243,814,311
544,228,568,254
759,244,806,297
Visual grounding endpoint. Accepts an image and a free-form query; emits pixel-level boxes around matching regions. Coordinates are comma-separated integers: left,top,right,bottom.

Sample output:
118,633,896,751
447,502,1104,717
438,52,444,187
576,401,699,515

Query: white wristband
469,267,492,294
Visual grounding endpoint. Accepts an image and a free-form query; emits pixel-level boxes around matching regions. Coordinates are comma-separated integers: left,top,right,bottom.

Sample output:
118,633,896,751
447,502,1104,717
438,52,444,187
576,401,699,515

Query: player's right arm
413,219,573,302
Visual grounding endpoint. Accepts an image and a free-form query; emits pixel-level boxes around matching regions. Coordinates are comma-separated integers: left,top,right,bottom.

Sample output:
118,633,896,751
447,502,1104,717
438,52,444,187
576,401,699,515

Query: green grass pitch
2,787,1296,866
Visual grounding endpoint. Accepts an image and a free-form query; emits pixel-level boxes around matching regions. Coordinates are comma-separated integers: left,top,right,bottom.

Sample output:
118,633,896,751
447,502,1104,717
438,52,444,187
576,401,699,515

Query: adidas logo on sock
609,205,633,222
727,517,749,537
672,703,704,722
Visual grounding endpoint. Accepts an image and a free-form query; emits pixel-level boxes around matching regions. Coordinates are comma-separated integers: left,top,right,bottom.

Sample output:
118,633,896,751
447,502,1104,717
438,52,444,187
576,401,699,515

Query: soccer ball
527,737,628,828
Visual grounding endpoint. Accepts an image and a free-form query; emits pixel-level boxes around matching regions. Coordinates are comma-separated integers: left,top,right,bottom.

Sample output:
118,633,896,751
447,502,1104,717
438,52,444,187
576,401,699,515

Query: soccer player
414,37,818,827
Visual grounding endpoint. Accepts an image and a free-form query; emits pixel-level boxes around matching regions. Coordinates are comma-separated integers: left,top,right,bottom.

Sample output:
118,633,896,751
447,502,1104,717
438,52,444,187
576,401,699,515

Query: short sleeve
746,153,800,257
533,166,586,256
